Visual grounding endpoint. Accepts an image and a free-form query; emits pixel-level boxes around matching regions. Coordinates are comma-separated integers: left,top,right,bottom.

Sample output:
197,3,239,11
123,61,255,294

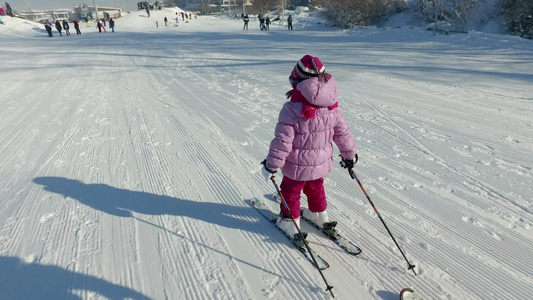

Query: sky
4,1,136,11
0,7,532,300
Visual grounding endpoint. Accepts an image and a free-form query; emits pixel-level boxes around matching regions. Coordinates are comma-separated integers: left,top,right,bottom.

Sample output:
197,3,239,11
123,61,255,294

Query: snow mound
0,15,43,36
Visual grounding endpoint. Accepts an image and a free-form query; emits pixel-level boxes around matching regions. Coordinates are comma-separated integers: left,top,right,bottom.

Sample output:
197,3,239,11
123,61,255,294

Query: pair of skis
250,195,362,271
250,196,421,300
250,197,330,270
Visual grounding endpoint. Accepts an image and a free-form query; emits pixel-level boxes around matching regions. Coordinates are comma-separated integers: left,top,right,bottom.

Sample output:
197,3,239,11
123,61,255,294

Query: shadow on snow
0,256,149,300
33,176,261,232
31,176,316,289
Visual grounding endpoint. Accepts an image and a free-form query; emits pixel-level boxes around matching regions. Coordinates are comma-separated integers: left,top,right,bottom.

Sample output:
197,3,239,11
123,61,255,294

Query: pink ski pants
279,177,327,219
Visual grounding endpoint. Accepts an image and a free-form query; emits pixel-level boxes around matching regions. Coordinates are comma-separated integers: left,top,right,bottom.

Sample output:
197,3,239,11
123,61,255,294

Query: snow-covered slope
0,9,532,300
0,15,43,36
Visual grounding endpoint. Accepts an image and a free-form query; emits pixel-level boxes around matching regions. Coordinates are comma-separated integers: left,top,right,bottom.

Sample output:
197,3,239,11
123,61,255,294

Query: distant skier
44,22,53,37
109,18,115,32
265,16,270,31
73,20,81,34
5,2,13,17
97,20,104,32
243,14,249,31
55,20,63,36
259,14,265,31
287,15,293,30
62,20,70,36
164,16,168,26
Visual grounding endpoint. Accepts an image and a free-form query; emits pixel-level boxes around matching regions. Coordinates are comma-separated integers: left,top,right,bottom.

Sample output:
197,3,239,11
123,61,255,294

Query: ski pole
270,176,335,298
350,169,417,276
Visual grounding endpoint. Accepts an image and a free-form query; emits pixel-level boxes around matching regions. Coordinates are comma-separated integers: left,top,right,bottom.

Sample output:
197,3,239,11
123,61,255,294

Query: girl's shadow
32,177,310,285
33,176,257,232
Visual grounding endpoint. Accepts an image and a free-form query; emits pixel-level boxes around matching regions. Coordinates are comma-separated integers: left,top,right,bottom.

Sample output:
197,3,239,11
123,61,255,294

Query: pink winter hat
290,55,326,80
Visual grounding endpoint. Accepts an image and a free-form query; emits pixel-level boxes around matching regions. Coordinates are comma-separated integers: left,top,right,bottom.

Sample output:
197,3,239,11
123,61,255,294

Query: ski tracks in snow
2,20,533,299
334,78,533,299
107,53,343,299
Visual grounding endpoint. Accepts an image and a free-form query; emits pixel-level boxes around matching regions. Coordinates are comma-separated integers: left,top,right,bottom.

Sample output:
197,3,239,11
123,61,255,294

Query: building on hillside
175,0,253,15
221,0,238,15
72,4,121,22
19,4,121,23
137,1,170,10
19,9,70,23
18,10,48,22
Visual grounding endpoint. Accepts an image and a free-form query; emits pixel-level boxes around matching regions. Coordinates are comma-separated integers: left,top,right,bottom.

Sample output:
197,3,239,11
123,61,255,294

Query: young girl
261,55,358,238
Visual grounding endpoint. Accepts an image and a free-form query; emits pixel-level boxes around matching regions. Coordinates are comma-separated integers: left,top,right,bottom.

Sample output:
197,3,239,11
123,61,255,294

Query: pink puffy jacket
266,76,357,181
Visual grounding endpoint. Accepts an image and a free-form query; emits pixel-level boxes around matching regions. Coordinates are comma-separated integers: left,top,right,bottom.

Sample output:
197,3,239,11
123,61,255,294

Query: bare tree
415,0,479,27
324,0,407,28
253,0,277,14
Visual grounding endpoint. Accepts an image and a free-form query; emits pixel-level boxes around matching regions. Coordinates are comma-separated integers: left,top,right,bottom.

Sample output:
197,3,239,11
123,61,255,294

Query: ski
266,193,362,256
300,211,363,256
250,197,330,270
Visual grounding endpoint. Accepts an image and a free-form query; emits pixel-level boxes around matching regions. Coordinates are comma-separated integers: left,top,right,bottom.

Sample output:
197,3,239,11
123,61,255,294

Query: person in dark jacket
259,14,265,31
265,16,271,31
55,20,63,36
62,20,70,36
73,20,81,35
109,18,115,32
287,15,293,30
44,22,53,37
243,14,249,31
5,2,13,17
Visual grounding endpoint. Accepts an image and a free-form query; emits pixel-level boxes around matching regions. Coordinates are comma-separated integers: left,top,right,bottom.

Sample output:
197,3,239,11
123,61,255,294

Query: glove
260,159,277,183
340,154,358,179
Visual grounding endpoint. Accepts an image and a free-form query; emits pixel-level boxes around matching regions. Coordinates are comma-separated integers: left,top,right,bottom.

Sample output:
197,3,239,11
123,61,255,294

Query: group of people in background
159,11,194,28
43,11,292,36
178,11,194,21
44,18,114,37
96,18,115,33
1,2,13,24
44,20,76,37
242,13,293,31
258,14,271,31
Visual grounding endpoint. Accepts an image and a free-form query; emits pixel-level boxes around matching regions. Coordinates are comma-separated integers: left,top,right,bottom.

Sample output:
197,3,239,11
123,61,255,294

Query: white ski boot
302,209,329,228
276,216,301,239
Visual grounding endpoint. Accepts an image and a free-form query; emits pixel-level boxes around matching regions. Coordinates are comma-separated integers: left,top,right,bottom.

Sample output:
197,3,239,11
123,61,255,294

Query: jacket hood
297,76,338,108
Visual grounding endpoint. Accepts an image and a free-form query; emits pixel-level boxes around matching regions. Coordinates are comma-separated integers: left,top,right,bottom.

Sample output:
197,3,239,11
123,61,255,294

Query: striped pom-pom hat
291,55,326,80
